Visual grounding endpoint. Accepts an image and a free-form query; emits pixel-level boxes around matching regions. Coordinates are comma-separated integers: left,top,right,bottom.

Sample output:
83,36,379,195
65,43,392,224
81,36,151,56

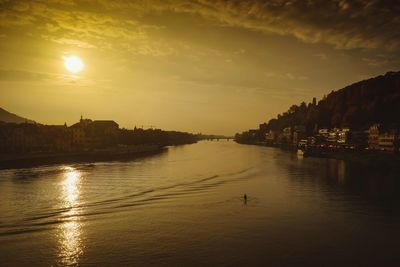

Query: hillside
257,71,400,135
0,107,35,124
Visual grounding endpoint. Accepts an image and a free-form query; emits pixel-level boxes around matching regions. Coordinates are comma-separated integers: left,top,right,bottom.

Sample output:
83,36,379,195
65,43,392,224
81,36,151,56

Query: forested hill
259,71,400,135
0,107,35,124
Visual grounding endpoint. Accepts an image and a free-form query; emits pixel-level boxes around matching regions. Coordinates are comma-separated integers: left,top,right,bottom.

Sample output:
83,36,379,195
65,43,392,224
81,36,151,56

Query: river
1,141,400,266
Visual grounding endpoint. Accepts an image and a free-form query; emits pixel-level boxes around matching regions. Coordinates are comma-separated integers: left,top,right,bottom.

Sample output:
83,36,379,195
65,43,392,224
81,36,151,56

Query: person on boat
243,194,247,203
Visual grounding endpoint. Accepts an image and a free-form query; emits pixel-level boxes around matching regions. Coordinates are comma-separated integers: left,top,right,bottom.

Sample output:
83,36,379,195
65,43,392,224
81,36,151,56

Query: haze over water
1,141,400,266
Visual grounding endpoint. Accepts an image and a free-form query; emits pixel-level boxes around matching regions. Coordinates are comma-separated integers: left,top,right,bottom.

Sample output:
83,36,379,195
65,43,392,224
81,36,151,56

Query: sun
63,55,85,73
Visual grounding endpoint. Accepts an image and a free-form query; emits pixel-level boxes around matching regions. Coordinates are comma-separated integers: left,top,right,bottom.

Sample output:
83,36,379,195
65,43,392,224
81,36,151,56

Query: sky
0,0,399,135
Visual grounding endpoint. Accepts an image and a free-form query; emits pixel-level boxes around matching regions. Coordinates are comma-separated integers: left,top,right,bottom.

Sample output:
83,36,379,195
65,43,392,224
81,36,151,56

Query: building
71,127,86,146
45,125,72,151
292,126,306,145
378,132,396,152
327,130,337,144
259,123,268,134
9,123,40,153
11,127,25,152
298,139,308,149
265,130,276,143
307,136,317,146
368,123,380,150
91,120,119,135
348,130,368,149
282,127,292,144
337,128,350,145
318,129,329,138
89,120,119,147
0,117,121,154
69,117,119,148
70,116,92,146
0,123,73,153
78,116,93,127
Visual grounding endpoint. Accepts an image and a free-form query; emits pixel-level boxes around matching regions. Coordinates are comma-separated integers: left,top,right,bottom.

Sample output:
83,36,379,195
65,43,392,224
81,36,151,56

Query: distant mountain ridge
0,107,35,124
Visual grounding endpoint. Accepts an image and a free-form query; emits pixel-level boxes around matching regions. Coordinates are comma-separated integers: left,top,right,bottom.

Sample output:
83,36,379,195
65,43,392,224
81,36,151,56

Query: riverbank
0,144,167,170
236,140,400,172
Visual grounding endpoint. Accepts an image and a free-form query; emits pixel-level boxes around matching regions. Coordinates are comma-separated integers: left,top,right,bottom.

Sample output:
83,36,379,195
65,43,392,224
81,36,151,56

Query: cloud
0,69,57,81
315,53,328,60
362,56,389,67
43,36,97,49
0,69,95,86
174,0,400,51
0,0,399,54
0,0,175,56
264,71,308,81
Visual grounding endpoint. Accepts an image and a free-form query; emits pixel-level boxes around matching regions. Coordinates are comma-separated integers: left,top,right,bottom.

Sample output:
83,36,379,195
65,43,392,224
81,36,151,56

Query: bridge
197,135,234,141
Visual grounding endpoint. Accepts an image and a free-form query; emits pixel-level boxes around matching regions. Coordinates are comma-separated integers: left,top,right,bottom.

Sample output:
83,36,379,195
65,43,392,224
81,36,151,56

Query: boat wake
0,167,257,236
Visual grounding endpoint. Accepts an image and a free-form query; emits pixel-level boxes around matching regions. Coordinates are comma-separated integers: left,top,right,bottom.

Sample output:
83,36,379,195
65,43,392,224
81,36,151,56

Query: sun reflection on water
57,166,84,266
64,168,80,205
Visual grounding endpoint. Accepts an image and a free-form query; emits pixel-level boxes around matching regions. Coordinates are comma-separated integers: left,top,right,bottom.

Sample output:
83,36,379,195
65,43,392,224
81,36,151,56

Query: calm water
1,141,400,266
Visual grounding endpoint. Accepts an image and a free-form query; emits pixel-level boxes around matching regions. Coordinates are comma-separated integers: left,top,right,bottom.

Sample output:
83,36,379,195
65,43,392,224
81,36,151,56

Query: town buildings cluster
0,116,119,153
237,123,399,153
0,116,197,154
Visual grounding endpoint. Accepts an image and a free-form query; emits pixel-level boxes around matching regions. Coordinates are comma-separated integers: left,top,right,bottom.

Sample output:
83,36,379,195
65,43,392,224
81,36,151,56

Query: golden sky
0,0,399,135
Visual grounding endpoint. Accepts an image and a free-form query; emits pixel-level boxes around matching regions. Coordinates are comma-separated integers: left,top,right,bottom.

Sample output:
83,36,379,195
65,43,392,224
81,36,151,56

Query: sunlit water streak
57,167,83,266
1,141,400,266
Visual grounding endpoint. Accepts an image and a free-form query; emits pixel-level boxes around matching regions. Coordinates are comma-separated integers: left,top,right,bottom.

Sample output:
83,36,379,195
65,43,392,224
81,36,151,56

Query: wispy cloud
188,0,400,51
264,71,308,81
1,0,399,54
315,53,328,60
362,56,389,67
0,0,175,56
0,69,96,87
111,0,399,51
0,69,57,81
